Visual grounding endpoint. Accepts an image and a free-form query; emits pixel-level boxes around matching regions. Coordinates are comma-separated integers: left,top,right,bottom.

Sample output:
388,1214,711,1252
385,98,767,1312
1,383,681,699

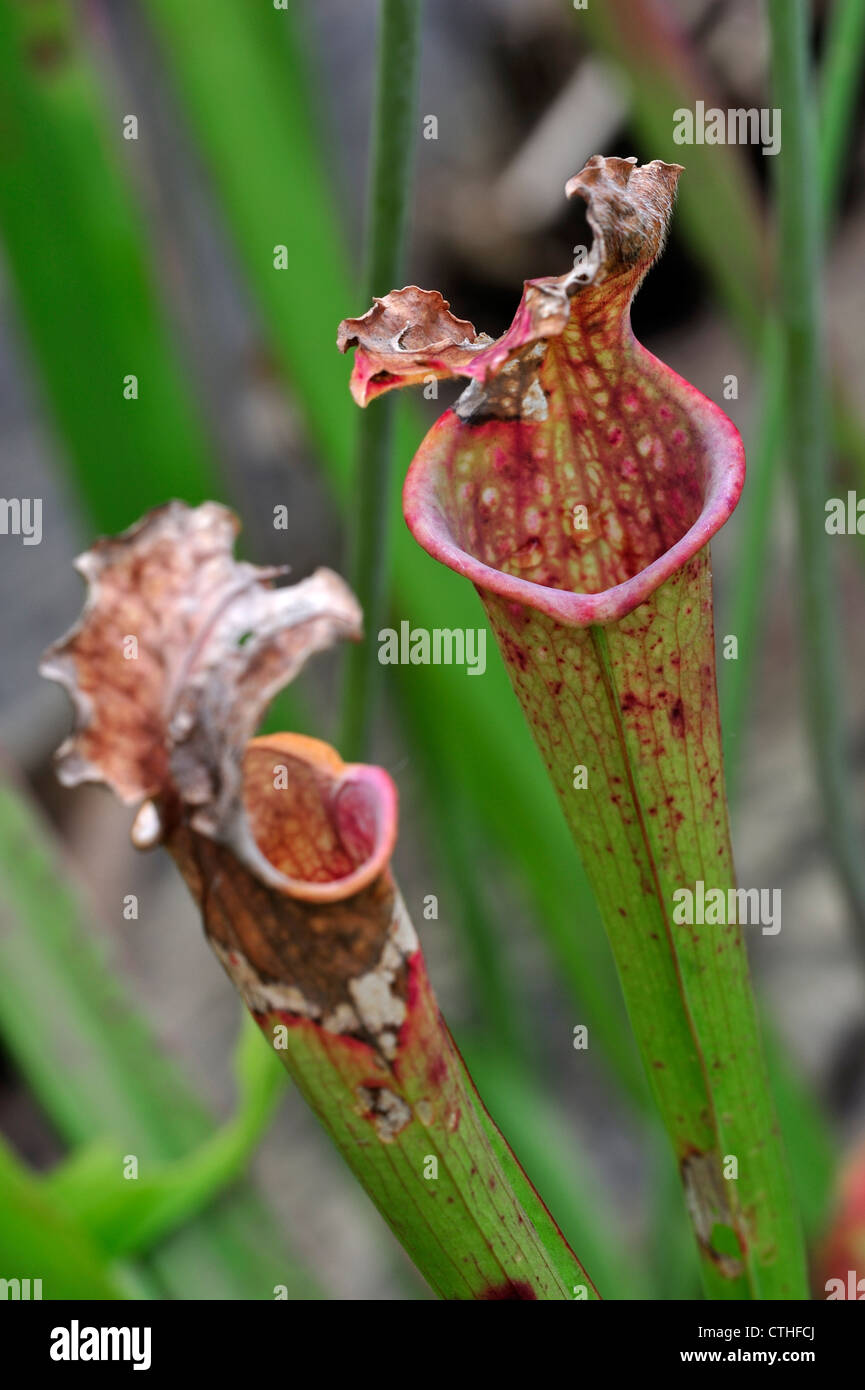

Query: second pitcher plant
339,155,807,1299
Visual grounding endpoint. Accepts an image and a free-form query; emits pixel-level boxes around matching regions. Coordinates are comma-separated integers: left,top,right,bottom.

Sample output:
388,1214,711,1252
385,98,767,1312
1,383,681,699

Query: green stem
723,0,865,790
819,0,865,227
768,0,865,958
340,0,423,758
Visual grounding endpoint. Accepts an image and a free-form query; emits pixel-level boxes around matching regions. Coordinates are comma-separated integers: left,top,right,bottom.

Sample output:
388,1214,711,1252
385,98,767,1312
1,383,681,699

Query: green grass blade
819,0,865,226
341,0,423,758
768,0,865,956
723,0,865,791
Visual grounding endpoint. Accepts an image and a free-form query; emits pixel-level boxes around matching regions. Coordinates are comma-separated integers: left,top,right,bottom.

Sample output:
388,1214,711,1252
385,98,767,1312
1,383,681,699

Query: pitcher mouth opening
403,369,745,628
238,733,398,903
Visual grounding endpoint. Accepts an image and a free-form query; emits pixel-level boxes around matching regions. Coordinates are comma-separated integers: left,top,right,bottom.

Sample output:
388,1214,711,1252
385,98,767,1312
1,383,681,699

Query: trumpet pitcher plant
41,501,598,1301
339,155,808,1299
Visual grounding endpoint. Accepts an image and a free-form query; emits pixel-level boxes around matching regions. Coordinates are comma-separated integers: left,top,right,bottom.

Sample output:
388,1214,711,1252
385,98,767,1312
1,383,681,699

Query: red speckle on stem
428,1054,447,1087
479,1280,538,1300
669,698,686,737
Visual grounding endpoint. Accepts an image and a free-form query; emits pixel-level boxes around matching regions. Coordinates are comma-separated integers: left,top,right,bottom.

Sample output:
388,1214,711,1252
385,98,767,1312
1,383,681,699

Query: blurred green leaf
0,772,317,1299
576,0,768,343
769,0,865,972
0,0,217,530
0,1132,126,1300
45,1014,288,1261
